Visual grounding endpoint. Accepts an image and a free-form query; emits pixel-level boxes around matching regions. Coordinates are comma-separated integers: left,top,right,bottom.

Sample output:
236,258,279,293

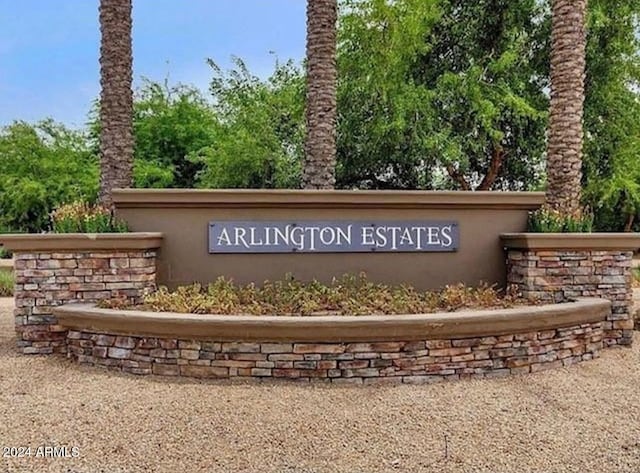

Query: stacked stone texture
11,248,613,382
507,250,633,346
66,323,603,383
13,251,157,354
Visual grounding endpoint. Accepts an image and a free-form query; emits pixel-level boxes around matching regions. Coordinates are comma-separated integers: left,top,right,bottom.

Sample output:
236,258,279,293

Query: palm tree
98,0,134,208
303,0,338,190
545,0,588,216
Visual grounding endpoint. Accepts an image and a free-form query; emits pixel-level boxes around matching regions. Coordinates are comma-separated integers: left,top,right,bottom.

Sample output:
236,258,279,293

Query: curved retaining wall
55,299,609,384
2,226,636,383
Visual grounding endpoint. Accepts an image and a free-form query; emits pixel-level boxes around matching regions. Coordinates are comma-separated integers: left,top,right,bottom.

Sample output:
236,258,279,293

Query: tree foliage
582,0,640,230
191,58,304,189
90,80,218,189
0,120,98,232
133,80,217,188
337,0,441,189
337,0,549,190
1,0,639,232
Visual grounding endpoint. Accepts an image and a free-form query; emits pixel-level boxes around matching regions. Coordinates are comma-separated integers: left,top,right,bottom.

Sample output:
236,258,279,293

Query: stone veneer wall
66,322,603,383
13,251,157,354
7,241,615,383
507,250,633,346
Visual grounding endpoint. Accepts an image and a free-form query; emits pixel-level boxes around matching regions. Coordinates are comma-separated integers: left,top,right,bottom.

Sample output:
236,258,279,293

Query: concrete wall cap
501,233,640,251
0,233,163,252
113,189,545,210
54,298,610,343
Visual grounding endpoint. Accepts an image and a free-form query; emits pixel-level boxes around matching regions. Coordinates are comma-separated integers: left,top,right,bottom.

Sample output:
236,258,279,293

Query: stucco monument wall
113,190,544,290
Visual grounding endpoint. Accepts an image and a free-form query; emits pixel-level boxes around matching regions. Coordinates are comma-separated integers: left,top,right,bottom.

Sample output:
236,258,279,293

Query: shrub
528,208,594,233
51,202,129,233
0,271,13,297
100,273,526,316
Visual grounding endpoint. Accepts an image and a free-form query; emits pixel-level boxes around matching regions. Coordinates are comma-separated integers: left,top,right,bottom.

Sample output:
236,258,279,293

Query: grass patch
100,273,528,316
0,271,14,297
633,267,640,288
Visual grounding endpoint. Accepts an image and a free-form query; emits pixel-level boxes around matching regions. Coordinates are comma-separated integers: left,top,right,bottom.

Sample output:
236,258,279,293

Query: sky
0,0,306,128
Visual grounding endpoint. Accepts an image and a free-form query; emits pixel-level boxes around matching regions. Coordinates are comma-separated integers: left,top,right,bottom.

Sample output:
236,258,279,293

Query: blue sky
0,0,306,128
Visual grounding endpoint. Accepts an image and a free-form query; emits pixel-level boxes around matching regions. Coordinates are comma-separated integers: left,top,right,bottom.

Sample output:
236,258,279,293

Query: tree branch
445,164,471,191
478,145,505,191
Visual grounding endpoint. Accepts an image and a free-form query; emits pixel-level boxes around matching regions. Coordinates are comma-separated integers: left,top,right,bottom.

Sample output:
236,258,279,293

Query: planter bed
54,298,609,383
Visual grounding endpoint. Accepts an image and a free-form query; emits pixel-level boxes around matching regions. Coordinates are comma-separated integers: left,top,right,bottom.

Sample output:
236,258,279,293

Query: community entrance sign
113,189,544,290
208,221,459,253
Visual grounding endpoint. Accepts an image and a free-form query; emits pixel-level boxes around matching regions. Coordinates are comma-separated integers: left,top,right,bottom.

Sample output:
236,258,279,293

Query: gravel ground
1,298,640,473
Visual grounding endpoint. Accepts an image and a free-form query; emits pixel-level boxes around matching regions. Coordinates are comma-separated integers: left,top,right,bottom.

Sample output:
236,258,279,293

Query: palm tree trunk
303,0,338,190
545,0,588,216
98,0,134,208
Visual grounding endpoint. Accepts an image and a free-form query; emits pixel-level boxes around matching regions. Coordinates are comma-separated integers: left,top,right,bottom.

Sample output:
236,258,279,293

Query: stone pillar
506,249,633,347
13,249,158,354
3,234,163,355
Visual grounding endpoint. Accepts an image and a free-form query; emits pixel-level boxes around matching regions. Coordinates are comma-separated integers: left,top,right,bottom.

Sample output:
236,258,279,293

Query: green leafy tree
133,80,217,188
337,0,549,191
582,0,640,231
337,0,442,189
419,0,550,191
0,120,98,232
191,58,305,189
90,79,218,189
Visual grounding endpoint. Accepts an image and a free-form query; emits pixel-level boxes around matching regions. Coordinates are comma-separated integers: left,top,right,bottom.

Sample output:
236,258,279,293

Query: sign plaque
209,221,459,254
